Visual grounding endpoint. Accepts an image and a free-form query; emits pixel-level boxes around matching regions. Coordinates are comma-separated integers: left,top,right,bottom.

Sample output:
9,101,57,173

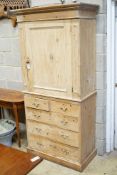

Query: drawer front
27,120,80,148
25,94,49,111
50,100,80,117
26,108,79,132
28,135,80,162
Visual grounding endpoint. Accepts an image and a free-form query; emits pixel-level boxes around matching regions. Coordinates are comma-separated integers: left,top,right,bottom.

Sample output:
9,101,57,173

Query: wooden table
0,144,43,175
0,88,24,147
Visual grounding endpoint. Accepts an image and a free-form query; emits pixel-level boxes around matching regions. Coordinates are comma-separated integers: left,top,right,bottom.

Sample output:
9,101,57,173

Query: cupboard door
25,20,72,99
19,23,28,90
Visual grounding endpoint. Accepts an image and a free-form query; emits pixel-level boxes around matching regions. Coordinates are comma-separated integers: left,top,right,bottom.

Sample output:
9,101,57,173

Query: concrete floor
28,151,117,175
13,124,117,175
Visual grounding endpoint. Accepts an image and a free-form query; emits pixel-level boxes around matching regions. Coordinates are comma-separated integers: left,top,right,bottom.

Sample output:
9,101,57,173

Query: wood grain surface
0,144,43,175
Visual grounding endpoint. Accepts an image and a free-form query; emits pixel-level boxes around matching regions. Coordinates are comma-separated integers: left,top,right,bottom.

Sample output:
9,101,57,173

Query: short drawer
24,94,49,111
28,135,80,162
27,120,80,148
50,100,80,117
26,108,79,132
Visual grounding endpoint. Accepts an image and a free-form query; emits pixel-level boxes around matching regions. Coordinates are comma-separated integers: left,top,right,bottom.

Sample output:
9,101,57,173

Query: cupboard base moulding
27,147,97,172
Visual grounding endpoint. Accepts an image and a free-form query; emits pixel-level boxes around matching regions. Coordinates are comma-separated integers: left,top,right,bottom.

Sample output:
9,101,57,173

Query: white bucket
0,119,16,146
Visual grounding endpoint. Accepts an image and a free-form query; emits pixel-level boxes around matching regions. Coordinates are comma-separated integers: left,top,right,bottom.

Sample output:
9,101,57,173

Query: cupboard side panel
80,19,96,98
71,19,81,100
81,95,96,162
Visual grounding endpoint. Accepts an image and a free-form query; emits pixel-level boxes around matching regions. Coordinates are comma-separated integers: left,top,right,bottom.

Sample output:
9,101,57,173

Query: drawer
27,120,80,148
24,94,49,111
26,108,79,132
50,100,80,117
28,135,80,162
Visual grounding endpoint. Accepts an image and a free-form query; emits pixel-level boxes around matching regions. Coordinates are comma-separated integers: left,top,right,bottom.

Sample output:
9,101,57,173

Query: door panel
25,20,72,99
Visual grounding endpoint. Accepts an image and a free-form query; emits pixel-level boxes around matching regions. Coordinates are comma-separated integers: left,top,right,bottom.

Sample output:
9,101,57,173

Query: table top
0,144,42,175
0,88,24,103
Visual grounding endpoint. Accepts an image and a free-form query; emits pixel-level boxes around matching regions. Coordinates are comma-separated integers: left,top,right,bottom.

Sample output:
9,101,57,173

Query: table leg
13,103,21,147
0,107,1,119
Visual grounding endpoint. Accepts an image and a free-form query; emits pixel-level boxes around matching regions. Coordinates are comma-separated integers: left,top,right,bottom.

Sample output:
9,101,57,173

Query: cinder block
0,19,18,38
30,0,81,6
96,123,106,140
96,106,106,124
11,37,20,53
96,90,106,107
0,53,6,65
0,38,11,52
96,34,107,54
96,72,104,90
96,71,106,90
96,54,106,72
96,139,106,155
6,80,24,91
5,66,23,81
96,14,107,34
0,79,7,88
0,66,7,79
31,0,59,6
4,52,21,67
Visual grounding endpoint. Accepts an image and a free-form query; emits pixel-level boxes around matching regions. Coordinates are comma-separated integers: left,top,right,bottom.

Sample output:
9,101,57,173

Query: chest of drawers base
25,93,96,172
27,147,97,172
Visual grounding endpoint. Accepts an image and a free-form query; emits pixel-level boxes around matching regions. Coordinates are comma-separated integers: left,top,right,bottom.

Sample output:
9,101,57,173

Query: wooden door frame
106,0,116,152
115,7,117,149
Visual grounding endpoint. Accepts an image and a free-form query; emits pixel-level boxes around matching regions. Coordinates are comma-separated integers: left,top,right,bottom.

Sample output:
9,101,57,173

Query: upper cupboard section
19,19,95,101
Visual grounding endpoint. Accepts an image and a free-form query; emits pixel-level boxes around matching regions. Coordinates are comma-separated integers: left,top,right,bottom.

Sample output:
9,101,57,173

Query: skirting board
27,147,97,172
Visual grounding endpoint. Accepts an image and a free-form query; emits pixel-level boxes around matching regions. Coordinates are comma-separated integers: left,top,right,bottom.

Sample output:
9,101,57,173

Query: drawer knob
61,134,69,140
34,114,41,118
32,103,39,108
60,107,68,112
35,128,42,133
61,148,69,155
61,120,68,126
49,144,57,149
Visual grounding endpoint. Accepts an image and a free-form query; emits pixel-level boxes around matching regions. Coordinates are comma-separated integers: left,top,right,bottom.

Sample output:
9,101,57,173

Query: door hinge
115,83,117,87
72,87,74,92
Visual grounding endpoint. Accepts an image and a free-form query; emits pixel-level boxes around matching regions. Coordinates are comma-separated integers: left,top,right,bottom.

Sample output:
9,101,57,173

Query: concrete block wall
0,0,107,155
0,19,23,91
96,1,107,155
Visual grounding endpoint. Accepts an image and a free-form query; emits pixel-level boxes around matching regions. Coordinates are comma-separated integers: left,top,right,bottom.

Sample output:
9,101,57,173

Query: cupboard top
9,3,98,22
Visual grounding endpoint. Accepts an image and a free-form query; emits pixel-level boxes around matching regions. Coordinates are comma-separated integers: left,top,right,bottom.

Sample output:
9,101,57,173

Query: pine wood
26,108,79,132
18,19,96,101
28,147,96,172
14,3,98,171
0,144,42,175
0,88,24,147
9,3,98,16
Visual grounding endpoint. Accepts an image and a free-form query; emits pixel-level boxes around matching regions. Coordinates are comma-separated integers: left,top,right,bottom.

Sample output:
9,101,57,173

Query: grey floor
12,124,117,175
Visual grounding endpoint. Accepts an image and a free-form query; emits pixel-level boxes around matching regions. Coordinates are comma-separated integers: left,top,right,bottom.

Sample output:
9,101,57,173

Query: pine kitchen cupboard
10,3,98,171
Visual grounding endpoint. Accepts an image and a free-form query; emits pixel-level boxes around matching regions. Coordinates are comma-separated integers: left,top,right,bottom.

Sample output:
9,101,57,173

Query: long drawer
27,120,80,148
28,134,80,163
26,108,80,132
